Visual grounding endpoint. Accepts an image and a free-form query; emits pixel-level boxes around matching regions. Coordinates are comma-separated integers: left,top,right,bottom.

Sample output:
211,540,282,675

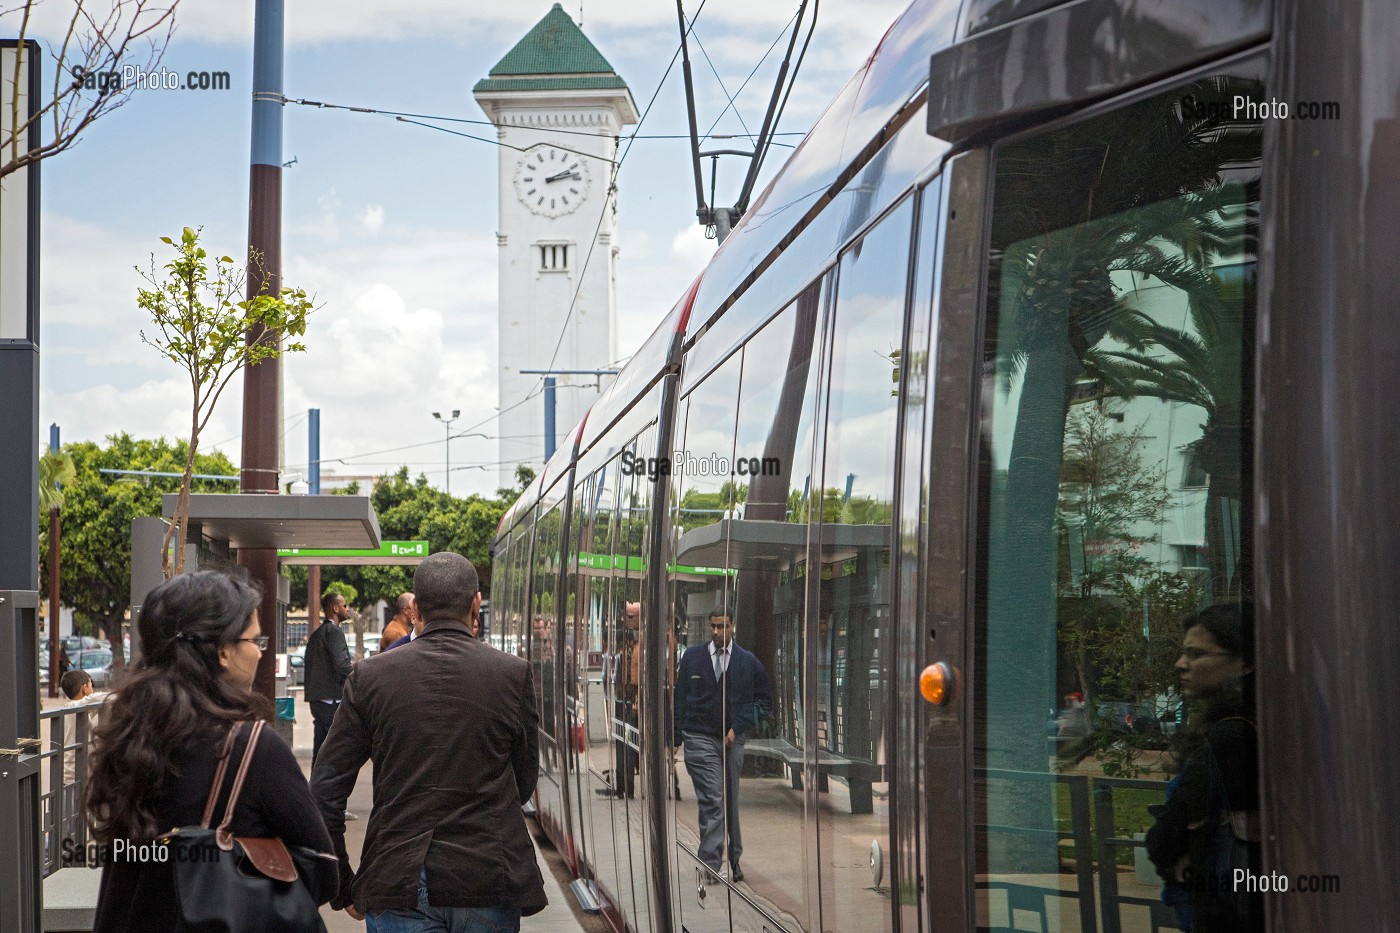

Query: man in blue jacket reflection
673,596,772,883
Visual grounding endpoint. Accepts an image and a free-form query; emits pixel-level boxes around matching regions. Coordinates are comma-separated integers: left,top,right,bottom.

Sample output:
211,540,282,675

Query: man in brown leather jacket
310,552,547,928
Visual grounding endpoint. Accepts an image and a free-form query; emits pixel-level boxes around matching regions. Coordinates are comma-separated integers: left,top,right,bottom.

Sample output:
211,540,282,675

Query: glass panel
815,198,913,933
620,426,655,933
975,74,1262,933
895,176,943,933
582,462,623,918
563,477,588,874
728,285,826,931
530,504,564,826
669,355,742,933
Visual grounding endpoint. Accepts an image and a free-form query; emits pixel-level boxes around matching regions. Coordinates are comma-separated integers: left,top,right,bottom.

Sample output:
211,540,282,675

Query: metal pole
240,0,285,705
445,419,452,495
308,408,320,494
307,408,320,638
544,376,557,460
46,426,59,699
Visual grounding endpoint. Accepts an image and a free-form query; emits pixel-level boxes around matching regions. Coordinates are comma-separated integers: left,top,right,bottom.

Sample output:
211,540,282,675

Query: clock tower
474,5,638,488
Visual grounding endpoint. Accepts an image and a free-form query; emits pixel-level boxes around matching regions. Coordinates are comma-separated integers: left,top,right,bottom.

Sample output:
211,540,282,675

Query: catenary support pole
240,0,285,704
46,425,59,699
307,408,320,636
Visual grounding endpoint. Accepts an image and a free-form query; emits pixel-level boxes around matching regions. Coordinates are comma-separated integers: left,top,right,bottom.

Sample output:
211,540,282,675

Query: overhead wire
279,94,804,144
689,28,756,142
695,8,802,147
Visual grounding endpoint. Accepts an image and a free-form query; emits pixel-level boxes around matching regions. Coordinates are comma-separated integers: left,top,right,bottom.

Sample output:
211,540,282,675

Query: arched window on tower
538,241,571,272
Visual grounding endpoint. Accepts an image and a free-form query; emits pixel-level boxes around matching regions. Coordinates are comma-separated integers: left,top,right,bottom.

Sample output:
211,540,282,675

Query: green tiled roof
473,74,629,93
474,4,629,94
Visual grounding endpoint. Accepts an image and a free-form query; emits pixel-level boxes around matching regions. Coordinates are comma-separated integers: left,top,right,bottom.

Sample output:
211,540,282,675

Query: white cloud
670,222,714,269
11,0,909,59
360,205,385,234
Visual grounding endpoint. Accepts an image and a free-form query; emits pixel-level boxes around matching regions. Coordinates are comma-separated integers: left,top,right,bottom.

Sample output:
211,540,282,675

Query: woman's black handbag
159,720,335,933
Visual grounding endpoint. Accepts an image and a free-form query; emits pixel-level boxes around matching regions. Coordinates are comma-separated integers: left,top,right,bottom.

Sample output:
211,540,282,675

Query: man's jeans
367,871,522,933
310,700,338,765
682,731,744,871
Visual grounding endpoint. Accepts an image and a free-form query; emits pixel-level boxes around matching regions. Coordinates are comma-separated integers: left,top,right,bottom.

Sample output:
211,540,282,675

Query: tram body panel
488,0,1400,929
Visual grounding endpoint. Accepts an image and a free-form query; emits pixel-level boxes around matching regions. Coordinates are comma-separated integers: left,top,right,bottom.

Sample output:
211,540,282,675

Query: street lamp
432,410,460,494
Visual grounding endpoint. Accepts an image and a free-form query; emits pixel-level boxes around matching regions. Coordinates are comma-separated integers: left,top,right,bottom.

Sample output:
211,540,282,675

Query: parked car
73,648,113,688
287,645,305,686
60,635,102,655
345,633,381,658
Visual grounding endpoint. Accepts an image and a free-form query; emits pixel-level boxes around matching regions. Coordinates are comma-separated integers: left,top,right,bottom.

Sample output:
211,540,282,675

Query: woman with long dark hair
1147,602,1262,932
87,571,337,931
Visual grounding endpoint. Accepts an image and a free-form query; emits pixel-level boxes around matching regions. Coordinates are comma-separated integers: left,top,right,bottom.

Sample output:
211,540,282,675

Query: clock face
513,146,591,218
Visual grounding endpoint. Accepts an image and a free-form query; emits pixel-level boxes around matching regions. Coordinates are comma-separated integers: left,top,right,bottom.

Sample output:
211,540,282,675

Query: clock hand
544,170,582,183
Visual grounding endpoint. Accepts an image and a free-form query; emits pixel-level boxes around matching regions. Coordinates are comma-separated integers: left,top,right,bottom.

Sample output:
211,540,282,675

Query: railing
977,768,1182,933
36,704,100,878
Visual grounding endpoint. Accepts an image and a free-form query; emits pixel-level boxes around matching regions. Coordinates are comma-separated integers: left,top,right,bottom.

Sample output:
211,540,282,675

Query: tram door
926,59,1266,933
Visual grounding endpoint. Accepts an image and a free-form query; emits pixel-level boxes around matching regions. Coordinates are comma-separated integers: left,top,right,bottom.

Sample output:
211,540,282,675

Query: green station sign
277,540,430,564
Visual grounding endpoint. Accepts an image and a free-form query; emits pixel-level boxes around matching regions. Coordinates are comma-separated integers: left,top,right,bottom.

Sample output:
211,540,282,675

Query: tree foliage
38,434,237,667
39,448,76,513
288,468,513,612
138,226,314,577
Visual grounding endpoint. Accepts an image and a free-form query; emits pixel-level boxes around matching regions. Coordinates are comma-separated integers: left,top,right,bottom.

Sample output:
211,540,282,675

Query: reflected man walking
674,597,772,882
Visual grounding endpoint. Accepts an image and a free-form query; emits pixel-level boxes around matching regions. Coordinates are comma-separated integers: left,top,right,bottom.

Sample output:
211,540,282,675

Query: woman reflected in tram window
1147,602,1261,933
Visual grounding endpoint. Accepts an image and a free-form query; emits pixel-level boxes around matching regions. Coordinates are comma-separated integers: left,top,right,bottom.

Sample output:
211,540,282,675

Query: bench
744,737,882,814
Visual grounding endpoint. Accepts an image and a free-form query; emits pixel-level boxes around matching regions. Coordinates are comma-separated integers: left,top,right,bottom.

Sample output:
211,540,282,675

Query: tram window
816,196,913,933
615,430,653,933
975,73,1262,933
580,460,624,918
729,283,825,930
668,355,743,931
531,504,563,780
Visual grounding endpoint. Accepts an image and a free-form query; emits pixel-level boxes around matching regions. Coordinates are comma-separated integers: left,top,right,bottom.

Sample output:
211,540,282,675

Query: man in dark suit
673,597,772,883
304,589,353,764
311,552,547,929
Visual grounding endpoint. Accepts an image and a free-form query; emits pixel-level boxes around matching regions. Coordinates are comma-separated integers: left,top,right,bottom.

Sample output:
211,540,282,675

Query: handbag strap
215,719,265,845
200,722,246,829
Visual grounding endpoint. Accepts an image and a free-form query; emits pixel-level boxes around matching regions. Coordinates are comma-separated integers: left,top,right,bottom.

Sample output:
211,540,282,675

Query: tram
489,0,1399,930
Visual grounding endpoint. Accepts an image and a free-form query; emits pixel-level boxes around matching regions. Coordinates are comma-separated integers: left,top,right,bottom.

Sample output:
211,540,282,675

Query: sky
15,0,910,498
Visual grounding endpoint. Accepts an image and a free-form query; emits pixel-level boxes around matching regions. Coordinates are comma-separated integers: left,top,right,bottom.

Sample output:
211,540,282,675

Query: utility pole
47,425,60,699
307,408,320,637
240,0,285,703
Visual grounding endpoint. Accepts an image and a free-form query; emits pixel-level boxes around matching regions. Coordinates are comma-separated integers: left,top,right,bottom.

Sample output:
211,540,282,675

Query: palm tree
39,449,76,513
1088,263,1254,600
981,76,1263,805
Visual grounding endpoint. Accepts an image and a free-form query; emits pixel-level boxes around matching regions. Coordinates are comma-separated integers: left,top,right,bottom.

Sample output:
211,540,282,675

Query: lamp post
432,410,460,494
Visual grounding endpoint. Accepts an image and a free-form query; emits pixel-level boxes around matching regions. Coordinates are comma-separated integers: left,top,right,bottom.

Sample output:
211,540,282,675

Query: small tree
2,0,179,179
139,227,313,577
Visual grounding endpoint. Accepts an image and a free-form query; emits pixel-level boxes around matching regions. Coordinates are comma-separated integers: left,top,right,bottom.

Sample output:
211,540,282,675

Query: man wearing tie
673,596,772,883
